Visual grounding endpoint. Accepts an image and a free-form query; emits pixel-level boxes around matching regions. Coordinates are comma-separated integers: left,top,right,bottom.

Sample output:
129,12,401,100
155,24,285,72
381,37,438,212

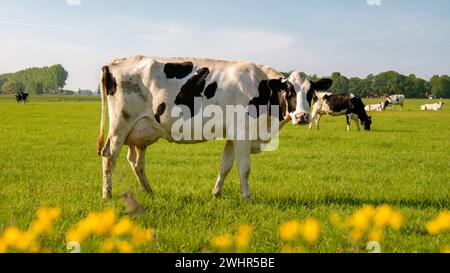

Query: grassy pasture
0,95,449,253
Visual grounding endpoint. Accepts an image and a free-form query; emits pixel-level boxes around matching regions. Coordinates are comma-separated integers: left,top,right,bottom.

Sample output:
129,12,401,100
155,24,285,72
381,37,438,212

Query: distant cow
384,94,405,110
421,101,444,111
365,103,385,112
15,92,29,104
310,93,372,131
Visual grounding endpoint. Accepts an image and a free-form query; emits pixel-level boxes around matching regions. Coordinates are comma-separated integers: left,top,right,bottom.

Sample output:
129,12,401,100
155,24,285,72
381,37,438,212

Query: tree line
1,65,449,98
307,71,450,98
0,64,68,95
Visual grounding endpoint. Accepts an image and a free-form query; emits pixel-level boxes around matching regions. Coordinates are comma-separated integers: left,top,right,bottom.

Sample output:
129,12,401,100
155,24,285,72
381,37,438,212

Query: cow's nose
297,112,310,124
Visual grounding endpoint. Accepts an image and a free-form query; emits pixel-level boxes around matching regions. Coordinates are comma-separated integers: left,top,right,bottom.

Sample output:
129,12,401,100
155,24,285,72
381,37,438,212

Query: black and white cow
97,56,333,200
384,94,405,110
15,92,29,104
309,93,372,131
421,101,444,111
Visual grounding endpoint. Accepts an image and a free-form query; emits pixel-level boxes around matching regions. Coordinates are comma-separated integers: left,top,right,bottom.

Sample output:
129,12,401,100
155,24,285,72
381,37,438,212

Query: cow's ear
311,78,333,91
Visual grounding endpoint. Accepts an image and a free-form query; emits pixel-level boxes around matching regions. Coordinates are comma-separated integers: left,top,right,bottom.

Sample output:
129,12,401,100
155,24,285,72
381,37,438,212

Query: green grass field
0,95,449,253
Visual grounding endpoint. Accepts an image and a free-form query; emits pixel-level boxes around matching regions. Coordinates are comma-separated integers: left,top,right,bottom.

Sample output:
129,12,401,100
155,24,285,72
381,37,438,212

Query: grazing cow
309,93,372,131
15,92,29,104
365,103,385,112
384,94,405,110
97,56,333,200
421,101,444,111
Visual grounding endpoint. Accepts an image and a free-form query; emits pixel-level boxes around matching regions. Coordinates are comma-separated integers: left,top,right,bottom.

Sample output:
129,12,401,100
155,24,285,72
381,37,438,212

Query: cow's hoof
213,191,222,199
242,194,251,201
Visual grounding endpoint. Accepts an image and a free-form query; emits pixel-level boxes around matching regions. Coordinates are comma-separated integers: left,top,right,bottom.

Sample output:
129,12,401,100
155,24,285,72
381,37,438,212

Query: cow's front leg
353,115,360,131
102,155,117,200
316,115,322,130
234,141,251,200
127,145,153,194
213,141,235,198
346,115,351,132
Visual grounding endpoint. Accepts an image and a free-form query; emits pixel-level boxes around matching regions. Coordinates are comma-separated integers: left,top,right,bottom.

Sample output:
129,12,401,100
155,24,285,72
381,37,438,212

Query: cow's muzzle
288,112,311,125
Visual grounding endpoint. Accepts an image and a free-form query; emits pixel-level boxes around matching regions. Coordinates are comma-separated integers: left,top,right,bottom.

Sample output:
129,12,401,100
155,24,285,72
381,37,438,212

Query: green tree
2,80,24,94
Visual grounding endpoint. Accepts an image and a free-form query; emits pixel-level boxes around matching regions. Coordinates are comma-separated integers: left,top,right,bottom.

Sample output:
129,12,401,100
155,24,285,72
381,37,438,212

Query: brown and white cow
97,56,332,200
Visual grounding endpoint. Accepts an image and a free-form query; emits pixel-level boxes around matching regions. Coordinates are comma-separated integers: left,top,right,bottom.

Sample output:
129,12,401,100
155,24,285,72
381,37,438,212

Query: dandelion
279,220,301,242
368,229,383,242
426,211,450,235
116,241,134,253
210,234,233,251
302,218,320,245
235,224,252,250
348,205,375,231
111,217,134,236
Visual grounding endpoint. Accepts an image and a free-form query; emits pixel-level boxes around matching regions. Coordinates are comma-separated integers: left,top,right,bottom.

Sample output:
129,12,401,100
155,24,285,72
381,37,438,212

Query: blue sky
0,0,449,90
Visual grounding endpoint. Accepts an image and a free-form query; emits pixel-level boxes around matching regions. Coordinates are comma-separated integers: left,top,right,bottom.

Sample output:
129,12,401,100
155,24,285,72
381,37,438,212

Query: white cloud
66,0,81,6
367,0,382,6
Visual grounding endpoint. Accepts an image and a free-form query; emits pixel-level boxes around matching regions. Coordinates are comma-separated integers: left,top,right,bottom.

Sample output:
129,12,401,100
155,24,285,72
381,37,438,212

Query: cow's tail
97,67,108,156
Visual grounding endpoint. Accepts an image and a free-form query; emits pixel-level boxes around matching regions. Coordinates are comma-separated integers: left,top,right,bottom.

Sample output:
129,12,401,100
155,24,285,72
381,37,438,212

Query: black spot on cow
122,110,131,121
102,66,117,96
204,82,218,99
174,67,210,117
155,103,166,123
164,62,194,79
120,81,147,101
248,79,292,121
308,78,333,106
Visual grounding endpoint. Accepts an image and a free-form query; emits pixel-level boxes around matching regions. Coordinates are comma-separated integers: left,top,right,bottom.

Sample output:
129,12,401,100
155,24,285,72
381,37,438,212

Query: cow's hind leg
346,115,351,132
102,139,119,199
316,115,322,130
213,141,235,198
127,145,153,194
234,141,252,200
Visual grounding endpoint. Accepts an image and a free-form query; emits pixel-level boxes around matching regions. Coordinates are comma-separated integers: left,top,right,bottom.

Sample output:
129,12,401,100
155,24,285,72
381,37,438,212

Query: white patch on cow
287,71,311,124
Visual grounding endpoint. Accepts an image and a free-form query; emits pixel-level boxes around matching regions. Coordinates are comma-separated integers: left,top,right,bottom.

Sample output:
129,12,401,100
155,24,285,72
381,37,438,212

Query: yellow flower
235,224,252,250
348,205,375,231
111,217,134,236
0,240,7,253
211,234,233,250
131,228,154,245
30,218,53,235
350,229,363,242
388,212,403,230
368,229,383,242
116,241,134,253
426,211,450,235
301,218,320,245
279,220,302,242
374,205,392,227
2,226,22,245
13,232,35,251
99,239,116,253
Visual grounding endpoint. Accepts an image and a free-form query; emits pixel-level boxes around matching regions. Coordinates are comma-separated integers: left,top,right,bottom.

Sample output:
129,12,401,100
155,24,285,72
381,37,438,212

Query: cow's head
282,71,332,125
363,116,372,131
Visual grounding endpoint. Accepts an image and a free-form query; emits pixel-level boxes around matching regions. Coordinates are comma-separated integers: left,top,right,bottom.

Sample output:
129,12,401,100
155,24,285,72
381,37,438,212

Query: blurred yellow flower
388,212,403,230
348,205,375,231
368,229,383,242
2,227,22,245
211,234,233,250
131,228,154,245
426,211,450,235
111,217,133,236
235,224,252,250
279,220,301,242
302,218,320,245
374,205,392,227
116,241,134,253
441,245,450,254
99,239,116,253
350,229,363,242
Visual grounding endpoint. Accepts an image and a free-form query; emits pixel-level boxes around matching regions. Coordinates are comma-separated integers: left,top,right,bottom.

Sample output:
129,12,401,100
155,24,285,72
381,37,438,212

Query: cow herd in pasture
7,56,445,200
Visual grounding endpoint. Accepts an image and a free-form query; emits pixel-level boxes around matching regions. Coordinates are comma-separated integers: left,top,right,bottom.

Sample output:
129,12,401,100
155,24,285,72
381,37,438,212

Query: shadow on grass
256,194,448,210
